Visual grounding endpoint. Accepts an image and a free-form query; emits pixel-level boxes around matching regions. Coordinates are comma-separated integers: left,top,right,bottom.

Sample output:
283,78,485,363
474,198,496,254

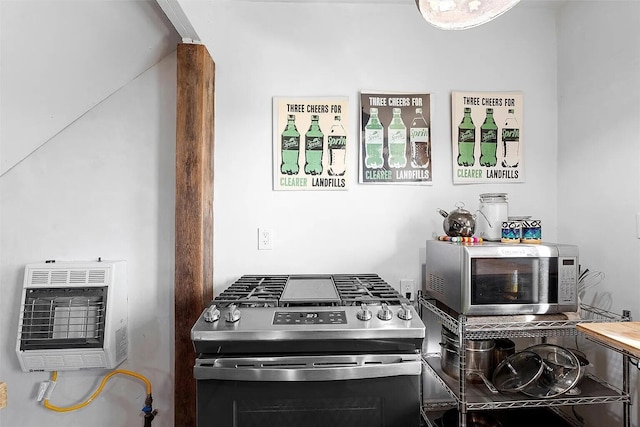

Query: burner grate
333,274,406,305
214,275,288,307
214,274,407,307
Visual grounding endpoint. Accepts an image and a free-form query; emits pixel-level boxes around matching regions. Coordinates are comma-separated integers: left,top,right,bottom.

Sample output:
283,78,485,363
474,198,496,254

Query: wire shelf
419,296,631,427
422,356,629,411
419,296,630,340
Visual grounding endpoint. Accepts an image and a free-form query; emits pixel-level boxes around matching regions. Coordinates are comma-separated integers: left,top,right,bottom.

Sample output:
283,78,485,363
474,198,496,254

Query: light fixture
416,0,521,30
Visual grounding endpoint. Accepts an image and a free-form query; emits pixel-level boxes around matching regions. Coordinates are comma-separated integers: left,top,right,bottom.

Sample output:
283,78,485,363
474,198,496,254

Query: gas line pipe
43,369,157,425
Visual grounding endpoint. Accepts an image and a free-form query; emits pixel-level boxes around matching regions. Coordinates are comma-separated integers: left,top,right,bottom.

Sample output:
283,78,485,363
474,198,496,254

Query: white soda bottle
501,109,520,167
410,108,430,168
328,115,347,176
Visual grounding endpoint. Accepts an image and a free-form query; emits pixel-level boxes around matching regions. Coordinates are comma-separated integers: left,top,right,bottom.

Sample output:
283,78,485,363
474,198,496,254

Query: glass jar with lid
477,193,508,241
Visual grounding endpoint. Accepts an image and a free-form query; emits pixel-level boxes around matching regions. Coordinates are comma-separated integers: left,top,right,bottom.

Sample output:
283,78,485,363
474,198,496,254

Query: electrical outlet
400,279,415,301
258,228,273,250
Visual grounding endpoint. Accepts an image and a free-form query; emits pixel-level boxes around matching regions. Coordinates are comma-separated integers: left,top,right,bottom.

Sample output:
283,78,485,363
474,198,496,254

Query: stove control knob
204,305,221,323
356,303,373,321
397,303,413,321
225,304,241,323
377,303,393,321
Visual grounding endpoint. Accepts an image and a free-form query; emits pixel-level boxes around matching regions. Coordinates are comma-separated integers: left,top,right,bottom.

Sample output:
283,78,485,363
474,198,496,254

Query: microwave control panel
558,257,578,304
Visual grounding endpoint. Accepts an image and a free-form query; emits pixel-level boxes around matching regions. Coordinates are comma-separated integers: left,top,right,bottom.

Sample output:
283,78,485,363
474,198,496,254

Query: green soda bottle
304,114,324,175
364,108,384,169
480,108,498,167
457,107,475,167
280,114,300,175
387,108,407,168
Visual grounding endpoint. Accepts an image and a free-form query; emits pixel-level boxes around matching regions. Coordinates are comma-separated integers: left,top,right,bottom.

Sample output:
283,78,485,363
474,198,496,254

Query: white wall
558,0,640,323
0,52,176,427
557,2,640,426
0,0,179,175
180,0,560,294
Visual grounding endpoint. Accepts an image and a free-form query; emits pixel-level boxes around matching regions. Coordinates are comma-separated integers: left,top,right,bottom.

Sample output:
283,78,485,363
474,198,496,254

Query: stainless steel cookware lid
520,344,581,398
492,350,544,393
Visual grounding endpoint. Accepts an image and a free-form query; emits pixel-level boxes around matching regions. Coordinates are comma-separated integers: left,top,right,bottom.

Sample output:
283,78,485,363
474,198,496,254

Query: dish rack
419,296,632,427
16,260,128,372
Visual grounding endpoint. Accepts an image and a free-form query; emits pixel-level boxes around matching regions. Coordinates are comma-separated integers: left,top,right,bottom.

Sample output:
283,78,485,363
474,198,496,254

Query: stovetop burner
213,274,407,308
192,274,424,353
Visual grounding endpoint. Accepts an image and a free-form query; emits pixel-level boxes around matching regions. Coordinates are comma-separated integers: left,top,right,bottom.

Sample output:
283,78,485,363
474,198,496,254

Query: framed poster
273,97,349,191
359,92,432,185
451,91,524,184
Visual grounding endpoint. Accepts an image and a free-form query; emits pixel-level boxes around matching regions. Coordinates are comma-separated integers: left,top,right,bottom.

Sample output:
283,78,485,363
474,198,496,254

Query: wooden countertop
576,321,640,358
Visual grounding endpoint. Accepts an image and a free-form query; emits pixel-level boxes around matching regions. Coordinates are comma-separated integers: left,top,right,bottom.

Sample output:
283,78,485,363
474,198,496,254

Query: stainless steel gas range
191,274,426,427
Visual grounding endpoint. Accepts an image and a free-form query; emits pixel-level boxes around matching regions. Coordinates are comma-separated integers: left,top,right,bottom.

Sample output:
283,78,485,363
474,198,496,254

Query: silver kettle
436,202,484,237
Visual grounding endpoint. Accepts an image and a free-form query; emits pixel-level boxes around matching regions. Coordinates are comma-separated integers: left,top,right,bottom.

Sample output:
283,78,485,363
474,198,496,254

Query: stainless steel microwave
424,240,579,316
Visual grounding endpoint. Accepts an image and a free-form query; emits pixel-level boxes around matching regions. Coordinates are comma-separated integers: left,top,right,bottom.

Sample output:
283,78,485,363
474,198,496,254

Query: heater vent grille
18,287,107,351
28,268,108,286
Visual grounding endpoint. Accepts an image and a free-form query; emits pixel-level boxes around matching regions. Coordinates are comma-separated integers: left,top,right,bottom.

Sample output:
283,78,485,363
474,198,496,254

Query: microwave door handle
194,355,421,382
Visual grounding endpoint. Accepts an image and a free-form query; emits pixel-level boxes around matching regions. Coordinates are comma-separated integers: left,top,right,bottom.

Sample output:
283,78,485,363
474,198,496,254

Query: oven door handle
194,353,422,382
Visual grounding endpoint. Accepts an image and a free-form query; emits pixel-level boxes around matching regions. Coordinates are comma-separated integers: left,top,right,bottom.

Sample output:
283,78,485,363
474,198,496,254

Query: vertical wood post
175,43,214,427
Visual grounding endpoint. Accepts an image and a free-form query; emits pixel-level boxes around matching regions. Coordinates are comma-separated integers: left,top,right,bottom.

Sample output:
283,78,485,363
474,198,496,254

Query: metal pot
493,338,515,368
566,348,590,395
440,327,496,392
436,202,484,237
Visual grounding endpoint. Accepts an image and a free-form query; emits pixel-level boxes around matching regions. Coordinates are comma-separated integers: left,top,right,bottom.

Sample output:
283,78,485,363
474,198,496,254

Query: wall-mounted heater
16,260,128,372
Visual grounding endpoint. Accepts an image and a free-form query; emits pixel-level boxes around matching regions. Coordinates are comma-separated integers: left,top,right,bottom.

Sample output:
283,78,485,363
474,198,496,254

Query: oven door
194,353,422,427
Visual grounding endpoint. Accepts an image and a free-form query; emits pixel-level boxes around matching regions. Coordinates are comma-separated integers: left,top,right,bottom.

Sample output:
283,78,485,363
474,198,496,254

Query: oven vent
16,261,128,372
428,273,445,296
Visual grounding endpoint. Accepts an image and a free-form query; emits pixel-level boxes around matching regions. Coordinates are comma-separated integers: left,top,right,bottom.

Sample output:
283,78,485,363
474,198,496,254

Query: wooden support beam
175,43,215,427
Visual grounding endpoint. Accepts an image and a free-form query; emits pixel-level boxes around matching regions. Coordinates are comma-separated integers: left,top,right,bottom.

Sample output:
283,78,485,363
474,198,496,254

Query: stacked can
501,216,542,243
501,219,521,243
521,219,542,243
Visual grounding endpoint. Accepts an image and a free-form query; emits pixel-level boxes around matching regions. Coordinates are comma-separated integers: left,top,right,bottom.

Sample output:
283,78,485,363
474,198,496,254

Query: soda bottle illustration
280,114,300,175
457,107,475,166
388,108,407,168
501,108,520,167
327,115,347,176
479,108,498,167
410,107,430,168
364,108,384,169
304,114,324,175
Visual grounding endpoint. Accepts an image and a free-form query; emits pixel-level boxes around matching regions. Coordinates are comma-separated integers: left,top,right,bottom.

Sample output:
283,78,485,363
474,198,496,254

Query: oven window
471,257,558,305
197,376,420,427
